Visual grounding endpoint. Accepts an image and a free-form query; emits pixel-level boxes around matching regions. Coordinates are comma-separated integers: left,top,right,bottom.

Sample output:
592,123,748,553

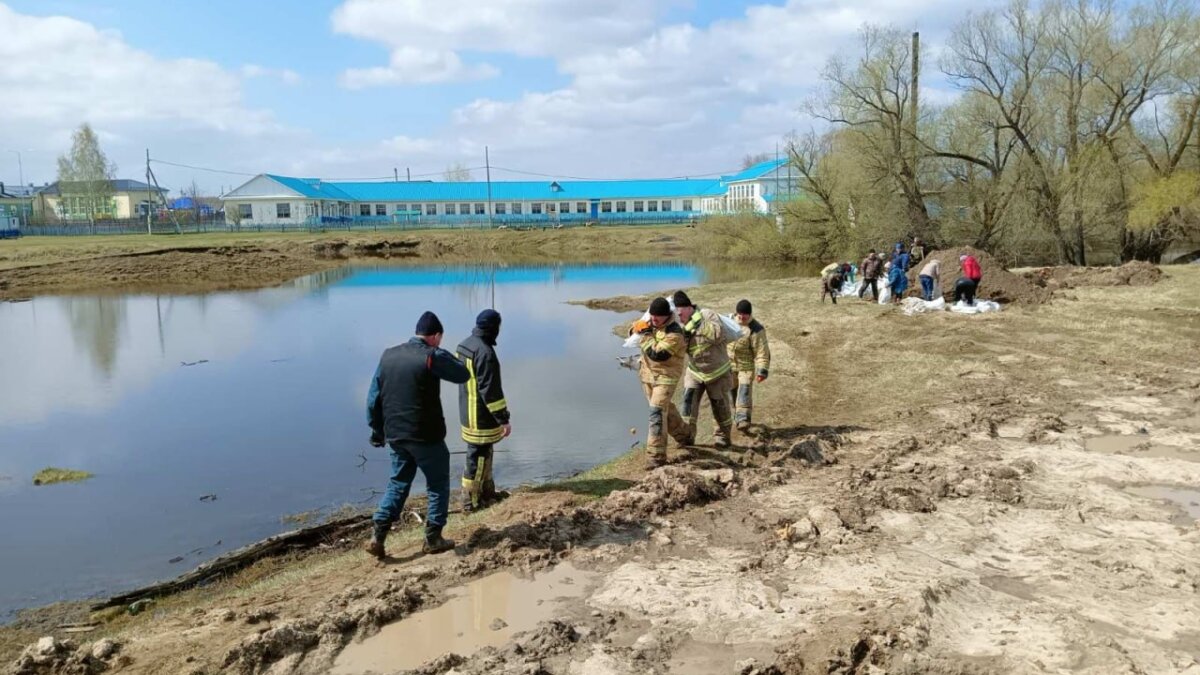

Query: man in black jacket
456,309,512,512
365,311,470,558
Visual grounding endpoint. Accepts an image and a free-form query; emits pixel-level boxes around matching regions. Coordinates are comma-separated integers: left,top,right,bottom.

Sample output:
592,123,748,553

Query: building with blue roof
221,158,798,227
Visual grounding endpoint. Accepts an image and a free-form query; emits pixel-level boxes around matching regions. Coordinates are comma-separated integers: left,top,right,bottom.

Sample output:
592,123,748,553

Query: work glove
756,370,768,384
632,319,653,336
369,431,385,448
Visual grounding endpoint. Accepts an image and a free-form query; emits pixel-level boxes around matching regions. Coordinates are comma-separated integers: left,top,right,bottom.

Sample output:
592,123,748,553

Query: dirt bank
0,228,691,299
4,267,1200,674
907,246,1050,305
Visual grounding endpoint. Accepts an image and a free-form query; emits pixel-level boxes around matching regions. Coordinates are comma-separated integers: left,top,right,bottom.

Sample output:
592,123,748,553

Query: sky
0,0,993,195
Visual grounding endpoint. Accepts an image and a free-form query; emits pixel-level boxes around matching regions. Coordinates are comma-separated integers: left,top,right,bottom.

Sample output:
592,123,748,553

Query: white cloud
340,47,498,87
331,0,675,86
241,64,302,85
332,0,998,177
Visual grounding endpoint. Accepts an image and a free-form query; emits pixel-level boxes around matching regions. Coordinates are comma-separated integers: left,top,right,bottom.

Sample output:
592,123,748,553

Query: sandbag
878,283,892,304
901,297,946,316
949,300,1001,314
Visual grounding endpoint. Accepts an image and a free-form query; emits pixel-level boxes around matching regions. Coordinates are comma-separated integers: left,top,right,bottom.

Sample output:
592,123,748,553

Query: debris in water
199,493,218,502
168,556,184,564
489,618,508,631
180,359,210,367
32,467,94,486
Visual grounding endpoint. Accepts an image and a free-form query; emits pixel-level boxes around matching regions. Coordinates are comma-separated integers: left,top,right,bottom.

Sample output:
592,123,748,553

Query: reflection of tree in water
63,297,126,377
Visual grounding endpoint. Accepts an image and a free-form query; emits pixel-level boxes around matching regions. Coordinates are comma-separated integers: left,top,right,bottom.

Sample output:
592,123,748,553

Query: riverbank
5,266,1200,674
0,227,692,299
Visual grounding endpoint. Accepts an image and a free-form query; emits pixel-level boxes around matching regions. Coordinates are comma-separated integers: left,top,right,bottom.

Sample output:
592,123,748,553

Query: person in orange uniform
631,297,690,466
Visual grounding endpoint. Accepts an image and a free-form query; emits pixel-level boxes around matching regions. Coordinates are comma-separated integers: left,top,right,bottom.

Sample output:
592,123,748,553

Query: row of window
238,199,698,220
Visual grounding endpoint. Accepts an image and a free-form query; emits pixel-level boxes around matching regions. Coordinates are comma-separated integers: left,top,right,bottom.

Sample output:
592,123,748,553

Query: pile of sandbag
901,296,1000,316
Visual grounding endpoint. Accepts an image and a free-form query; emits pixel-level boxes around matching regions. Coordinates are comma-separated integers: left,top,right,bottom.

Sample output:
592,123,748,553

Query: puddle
1083,434,1198,462
1123,485,1200,526
666,639,776,674
331,563,596,674
980,575,1040,602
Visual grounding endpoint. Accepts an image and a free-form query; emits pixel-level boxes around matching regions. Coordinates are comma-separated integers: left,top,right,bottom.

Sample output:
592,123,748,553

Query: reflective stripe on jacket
457,328,509,445
684,307,732,383
727,319,770,377
636,319,686,386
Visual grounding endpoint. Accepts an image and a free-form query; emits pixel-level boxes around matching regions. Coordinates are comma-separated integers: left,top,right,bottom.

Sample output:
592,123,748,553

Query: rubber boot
422,525,455,554
713,426,733,449
363,521,388,559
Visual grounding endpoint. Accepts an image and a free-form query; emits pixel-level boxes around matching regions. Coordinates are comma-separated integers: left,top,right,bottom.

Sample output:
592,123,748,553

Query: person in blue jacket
887,260,909,304
365,311,469,559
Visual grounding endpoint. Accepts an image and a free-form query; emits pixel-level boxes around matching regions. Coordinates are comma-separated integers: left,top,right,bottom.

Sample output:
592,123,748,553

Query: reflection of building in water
282,266,356,292
62,297,126,377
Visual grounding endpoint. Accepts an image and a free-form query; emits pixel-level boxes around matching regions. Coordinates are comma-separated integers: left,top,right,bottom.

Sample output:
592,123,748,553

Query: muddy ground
0,228,692,299
4,257,1200,674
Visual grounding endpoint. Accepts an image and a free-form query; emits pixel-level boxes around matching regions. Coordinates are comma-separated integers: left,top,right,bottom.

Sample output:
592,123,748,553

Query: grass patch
528,448,643,500
32,467,94,486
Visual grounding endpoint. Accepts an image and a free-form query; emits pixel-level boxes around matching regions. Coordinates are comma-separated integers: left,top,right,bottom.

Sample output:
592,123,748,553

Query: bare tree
56,123,116,222
444,162,473,182
741,152,772,169
808,25,935,239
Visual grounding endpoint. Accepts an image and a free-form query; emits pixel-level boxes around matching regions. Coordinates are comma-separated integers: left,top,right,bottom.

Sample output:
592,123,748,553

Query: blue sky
0,0,987,194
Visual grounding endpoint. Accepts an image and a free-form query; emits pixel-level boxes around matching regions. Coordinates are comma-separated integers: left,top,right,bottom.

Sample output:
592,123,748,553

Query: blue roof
263,175,724,202
721,158,787,184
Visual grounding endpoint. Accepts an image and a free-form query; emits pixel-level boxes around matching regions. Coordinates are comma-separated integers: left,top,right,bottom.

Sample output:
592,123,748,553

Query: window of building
647,200,658,212
495,203,507,215
513,203,522,215
375,204,386,216
559,202,570,213
616,201,627,212
531,202,542,214
277,203,291,219
459,203,470,216
661,200,672,212
359,204,370,216
426,203,437,216
238,203,253,220
601,201,612,213
682,199,693,212
475,203,485,215
576,202,587,213
446,203,458,215
633,200,644,212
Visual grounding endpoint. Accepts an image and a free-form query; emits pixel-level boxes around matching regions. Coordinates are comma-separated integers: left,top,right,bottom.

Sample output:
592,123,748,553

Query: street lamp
6,149,33,227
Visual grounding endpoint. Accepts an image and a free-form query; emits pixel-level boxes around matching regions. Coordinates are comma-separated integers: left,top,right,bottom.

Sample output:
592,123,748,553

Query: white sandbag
839,279,860,297
949,300,1001,314
878,283,892,304
901,297,946,316
718,313,742,341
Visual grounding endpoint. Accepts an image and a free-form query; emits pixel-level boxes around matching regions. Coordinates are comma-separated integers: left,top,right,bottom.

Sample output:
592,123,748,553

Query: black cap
475,309,501,331
649,297,672,317
415,311,444,336
735,299,752,315
671,290,693,308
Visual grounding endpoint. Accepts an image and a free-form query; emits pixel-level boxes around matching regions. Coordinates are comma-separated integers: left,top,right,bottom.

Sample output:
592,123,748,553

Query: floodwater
331,563,595,673
1084,434,1200,462
0,261,790,618
1123,485,1200,525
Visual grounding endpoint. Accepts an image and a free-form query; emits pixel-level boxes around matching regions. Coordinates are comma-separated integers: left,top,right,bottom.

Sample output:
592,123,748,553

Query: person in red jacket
954,254,983,306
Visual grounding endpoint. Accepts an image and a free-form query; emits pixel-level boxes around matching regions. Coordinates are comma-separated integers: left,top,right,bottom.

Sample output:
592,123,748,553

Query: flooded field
0,261,768,617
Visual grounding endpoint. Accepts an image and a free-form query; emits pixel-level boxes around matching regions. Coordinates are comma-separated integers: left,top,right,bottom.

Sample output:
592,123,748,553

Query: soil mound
1023,261,1164,290
906,246,1050,305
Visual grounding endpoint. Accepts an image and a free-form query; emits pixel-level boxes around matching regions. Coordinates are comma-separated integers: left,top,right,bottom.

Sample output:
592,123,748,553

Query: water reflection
0,261,730,618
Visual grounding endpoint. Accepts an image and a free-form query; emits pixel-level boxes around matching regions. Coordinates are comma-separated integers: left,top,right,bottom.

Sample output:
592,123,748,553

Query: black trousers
858,278,879,300
954,278,978,305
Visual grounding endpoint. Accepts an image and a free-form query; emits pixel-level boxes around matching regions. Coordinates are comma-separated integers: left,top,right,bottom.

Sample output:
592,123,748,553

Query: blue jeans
920,275,935,301
373,440,450,530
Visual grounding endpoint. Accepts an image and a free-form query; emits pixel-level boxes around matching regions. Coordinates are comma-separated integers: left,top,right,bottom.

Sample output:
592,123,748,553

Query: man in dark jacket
858,250,881,300
456,309,512,513
365,311,470,558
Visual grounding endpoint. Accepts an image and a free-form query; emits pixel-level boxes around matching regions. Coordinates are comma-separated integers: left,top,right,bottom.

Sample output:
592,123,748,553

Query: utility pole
910,31,920,166
485,146,494,229
7,150,26,226
146,149,152,235
406,167,411,182
394,168,398,182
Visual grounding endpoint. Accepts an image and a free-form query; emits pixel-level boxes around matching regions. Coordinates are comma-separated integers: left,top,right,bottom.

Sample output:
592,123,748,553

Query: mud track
5,266,1200,675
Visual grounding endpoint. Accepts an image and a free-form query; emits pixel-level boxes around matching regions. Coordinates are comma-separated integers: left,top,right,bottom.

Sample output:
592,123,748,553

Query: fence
11,211,701,237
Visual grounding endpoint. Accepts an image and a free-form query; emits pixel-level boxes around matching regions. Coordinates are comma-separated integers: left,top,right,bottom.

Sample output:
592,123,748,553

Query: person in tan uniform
631,297,690,466
727,299,770,431
673,290,735,448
